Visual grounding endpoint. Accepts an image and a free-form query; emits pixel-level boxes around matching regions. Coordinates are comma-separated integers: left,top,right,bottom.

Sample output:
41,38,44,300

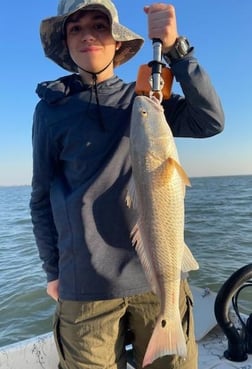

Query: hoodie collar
36,73,119,104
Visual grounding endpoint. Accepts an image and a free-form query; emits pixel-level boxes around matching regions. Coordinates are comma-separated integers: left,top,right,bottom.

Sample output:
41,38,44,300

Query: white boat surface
1,285,252,369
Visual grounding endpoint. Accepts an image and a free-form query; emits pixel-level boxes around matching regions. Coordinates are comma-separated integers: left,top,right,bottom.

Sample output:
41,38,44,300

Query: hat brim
40,10,144,73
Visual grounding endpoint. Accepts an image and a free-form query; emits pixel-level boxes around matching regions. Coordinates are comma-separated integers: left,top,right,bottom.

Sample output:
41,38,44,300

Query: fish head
130,95,172,159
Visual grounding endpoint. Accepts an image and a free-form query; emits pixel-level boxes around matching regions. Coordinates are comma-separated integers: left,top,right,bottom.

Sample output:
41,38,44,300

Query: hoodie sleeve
163,51,225,138
30,103,59,282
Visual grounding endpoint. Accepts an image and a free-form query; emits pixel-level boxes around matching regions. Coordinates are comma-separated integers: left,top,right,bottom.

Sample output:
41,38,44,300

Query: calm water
0,175,252,347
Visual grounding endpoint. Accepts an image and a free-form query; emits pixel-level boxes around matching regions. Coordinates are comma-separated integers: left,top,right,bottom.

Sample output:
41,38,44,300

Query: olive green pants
53,280,198,369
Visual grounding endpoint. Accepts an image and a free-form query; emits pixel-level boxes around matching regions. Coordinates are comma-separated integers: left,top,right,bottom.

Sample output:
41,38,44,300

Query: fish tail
142,314,187,367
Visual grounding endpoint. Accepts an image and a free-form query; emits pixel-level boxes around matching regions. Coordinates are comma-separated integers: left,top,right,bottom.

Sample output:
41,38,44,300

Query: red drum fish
127,95,199,367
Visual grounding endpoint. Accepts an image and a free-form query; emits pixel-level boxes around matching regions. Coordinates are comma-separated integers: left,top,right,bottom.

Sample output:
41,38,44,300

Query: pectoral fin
172,158,191,187
152,157,191,188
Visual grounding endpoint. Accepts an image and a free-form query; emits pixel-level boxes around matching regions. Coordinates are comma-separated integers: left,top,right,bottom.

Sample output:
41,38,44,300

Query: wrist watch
163,36,191,65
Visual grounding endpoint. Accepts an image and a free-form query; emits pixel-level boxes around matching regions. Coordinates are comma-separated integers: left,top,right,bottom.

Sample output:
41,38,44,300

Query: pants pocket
183,295,193,340
181,281,195,342
53,304,66,363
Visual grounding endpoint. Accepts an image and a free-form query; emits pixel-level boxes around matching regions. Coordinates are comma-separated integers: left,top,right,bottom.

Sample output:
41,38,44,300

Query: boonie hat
40,0,144,73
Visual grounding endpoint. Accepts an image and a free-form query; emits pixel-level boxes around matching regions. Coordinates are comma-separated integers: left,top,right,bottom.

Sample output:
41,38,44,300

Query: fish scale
126,94,199,367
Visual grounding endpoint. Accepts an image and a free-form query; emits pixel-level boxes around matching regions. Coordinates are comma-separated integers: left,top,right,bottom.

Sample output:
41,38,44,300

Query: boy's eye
94,22,109,31
68,25,81,34
67,21,110,35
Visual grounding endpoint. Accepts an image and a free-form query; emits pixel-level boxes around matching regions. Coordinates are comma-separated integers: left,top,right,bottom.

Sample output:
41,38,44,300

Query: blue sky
1,0,251,185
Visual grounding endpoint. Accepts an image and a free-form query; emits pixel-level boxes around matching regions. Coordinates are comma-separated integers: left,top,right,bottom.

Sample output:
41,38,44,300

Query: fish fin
152,157,191,188
125,175,137,209
150,157,176,187
182,243,199,272
142,313,187,367
131,223,159,295
171,158,191,187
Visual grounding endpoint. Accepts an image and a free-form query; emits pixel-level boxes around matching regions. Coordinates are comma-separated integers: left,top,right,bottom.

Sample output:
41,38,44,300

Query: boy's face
65,10,120,75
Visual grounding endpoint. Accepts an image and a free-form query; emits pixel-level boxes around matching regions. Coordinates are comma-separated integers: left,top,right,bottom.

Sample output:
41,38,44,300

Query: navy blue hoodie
30,55,224,300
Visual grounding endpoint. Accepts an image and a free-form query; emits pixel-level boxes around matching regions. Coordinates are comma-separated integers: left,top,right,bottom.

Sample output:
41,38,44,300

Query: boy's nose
80,28,95,41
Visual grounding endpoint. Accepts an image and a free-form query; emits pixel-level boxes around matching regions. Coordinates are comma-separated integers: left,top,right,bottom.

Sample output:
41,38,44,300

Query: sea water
0,175,252,347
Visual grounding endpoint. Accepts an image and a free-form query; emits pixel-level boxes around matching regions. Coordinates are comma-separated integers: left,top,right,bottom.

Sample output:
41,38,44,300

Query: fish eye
141,109,147,116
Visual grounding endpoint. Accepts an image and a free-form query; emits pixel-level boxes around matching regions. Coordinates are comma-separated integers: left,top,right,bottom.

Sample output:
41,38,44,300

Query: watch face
163,37,190,63
176,37,190,57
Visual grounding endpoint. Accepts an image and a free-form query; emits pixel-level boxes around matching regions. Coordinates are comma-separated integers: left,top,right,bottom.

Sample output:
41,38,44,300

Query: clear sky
1,0,251,186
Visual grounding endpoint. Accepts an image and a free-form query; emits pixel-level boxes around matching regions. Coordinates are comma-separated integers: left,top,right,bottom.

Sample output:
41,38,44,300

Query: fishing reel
214,264,252,362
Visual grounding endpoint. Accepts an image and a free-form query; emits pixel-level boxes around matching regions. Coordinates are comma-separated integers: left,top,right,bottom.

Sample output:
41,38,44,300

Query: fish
126,95,199,367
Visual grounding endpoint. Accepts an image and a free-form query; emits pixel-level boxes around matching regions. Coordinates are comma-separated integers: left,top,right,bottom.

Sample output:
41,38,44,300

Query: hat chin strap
76,56,114,82
76,56,115,131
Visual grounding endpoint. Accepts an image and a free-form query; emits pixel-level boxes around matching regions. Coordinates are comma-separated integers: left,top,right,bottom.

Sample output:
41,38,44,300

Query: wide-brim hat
40,0,144,73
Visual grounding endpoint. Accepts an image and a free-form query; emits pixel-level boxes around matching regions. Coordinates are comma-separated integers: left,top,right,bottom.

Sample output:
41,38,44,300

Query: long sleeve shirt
30,53,224,300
